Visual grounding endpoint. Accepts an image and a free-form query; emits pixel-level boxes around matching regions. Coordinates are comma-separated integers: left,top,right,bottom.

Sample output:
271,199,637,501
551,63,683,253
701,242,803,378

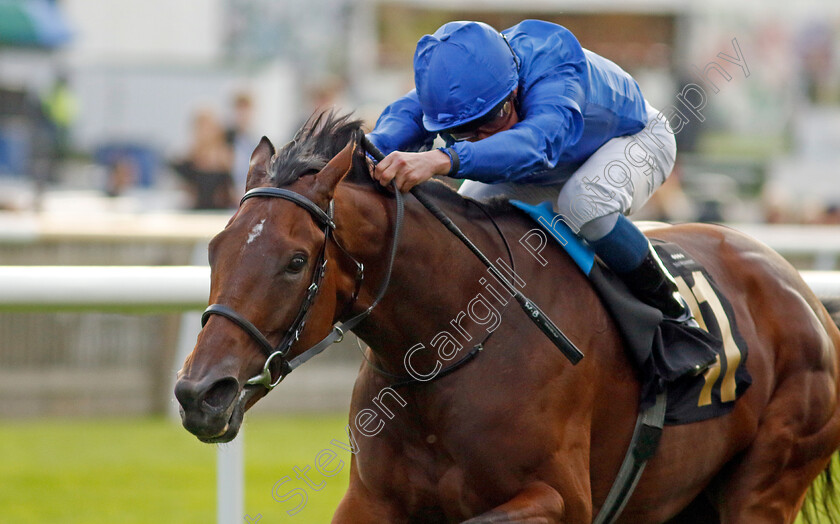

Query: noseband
201,184,404,390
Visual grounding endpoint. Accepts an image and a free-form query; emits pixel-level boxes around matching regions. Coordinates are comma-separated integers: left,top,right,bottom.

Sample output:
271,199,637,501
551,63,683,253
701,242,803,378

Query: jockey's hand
373,150,452,193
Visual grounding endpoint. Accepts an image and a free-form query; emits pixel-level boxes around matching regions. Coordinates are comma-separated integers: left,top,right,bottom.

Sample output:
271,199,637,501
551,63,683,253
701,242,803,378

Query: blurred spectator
225,91,256,195
104,157,137,198
796,21,837,105
0,88,38,177
94,143,159,189
816,203,840,225
297,75,347,130
671,70,705,155
761,181,797,224
172,107,235,210
39,74,78,182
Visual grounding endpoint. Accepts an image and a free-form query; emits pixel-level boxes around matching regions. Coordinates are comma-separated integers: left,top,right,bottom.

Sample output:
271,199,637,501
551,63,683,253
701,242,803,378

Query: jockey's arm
368,90,449,191
368,26,590,191
371,80,586,192
438,20,589,184
447,73,585,184
367,90,436,155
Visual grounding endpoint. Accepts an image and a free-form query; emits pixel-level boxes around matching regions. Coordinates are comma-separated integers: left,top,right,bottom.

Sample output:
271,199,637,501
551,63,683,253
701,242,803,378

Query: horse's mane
271,110,367,186
272,110,515,217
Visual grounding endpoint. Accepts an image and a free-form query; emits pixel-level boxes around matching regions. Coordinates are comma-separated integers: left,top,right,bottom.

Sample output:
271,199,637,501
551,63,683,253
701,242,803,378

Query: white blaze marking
247,219,266,244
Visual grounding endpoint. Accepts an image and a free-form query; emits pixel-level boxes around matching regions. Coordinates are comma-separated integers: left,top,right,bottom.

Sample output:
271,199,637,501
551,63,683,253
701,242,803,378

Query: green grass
1,415,837,523
0,414,350,523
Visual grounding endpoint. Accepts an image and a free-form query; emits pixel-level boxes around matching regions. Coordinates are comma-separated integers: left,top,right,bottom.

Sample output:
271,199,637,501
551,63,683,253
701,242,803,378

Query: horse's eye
287,255,308,273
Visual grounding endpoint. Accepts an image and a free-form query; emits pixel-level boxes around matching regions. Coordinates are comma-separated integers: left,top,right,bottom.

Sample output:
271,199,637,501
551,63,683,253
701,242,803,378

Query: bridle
199,137,524,392
201,179,404,390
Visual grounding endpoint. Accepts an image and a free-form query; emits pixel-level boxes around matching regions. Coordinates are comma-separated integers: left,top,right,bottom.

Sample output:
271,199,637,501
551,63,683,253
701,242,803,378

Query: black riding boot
618,244,691,321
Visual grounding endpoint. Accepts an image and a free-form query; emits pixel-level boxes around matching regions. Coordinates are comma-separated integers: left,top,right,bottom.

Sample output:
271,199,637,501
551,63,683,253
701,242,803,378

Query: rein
201,182,404,390
201,133,580,393
368,197,517,388
198,135,659,522
363,136,585,366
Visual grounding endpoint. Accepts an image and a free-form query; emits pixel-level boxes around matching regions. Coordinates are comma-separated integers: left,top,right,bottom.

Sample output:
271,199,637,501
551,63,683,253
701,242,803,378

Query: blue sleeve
367,90,436,155
449,21,587,183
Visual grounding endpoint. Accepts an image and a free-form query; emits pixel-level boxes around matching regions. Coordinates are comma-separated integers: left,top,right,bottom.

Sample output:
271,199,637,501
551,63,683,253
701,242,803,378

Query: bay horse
175,113,840,523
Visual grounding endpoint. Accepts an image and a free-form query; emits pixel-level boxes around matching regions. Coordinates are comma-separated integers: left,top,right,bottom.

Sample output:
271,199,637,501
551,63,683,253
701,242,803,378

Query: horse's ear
245,136,276,190
314,140,356,200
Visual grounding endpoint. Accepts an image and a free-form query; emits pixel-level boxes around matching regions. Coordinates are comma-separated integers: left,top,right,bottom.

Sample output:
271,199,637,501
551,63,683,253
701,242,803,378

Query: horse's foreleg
460,481,569,524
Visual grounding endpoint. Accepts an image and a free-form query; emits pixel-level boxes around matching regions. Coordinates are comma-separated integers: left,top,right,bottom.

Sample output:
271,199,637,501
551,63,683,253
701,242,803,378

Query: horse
175,112,840,523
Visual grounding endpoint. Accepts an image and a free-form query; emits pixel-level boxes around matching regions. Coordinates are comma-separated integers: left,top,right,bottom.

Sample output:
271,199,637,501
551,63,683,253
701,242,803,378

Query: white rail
729,224,840,270
800,271,840,296
0,211,227,243
0,266,210,312
0,266,835,311
0,265,240,523
0,265,837,524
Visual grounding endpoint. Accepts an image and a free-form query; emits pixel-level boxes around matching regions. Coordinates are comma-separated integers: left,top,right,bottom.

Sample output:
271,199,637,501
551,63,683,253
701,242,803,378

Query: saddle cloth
511,200,752,425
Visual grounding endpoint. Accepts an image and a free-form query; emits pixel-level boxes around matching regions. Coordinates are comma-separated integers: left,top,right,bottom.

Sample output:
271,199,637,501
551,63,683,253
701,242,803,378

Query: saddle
511,200,752,424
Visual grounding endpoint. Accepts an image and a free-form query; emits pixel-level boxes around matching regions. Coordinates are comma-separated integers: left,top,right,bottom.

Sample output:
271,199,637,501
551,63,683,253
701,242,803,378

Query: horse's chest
361,426,538,520
394,443,479,518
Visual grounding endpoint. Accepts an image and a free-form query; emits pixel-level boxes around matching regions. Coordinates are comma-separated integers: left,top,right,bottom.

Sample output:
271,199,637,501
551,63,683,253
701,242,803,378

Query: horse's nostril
201,377,239,412
174,378,199,409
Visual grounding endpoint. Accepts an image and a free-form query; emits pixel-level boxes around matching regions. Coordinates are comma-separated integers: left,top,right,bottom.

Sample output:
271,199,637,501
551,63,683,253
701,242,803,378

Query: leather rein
200,141,655,524
200,141,514,392
201,182,404,390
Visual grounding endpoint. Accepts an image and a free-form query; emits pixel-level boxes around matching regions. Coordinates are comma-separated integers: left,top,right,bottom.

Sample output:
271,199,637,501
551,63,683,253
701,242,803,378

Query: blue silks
368,20,647,184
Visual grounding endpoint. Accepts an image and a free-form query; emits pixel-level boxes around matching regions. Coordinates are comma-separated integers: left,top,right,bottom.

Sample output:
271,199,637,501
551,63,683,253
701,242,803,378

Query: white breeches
458,102,676,241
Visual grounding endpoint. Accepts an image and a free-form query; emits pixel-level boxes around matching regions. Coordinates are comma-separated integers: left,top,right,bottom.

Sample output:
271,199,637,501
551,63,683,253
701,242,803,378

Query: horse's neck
334,182,513,372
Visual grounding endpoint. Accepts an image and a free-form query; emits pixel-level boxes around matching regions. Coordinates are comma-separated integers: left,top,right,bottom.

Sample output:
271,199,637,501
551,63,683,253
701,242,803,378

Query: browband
241,187,336,229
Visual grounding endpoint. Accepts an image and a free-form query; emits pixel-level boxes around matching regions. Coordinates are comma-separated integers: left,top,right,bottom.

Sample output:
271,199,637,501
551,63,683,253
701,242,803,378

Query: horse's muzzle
174,375,246,443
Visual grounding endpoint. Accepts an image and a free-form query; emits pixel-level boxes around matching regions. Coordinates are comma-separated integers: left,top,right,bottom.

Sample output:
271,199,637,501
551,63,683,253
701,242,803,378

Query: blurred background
1,0,839,522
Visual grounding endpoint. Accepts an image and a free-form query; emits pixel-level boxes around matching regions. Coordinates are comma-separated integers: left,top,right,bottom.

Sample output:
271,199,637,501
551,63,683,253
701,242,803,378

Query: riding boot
616,245,692,321
585,214,693,323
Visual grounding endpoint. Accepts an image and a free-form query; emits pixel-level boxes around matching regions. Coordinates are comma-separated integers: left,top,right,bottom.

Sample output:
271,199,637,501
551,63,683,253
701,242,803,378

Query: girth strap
592,392,667,524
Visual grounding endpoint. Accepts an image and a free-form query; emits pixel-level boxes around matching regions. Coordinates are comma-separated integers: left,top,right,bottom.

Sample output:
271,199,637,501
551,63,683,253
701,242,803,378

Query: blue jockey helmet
414,21,519,133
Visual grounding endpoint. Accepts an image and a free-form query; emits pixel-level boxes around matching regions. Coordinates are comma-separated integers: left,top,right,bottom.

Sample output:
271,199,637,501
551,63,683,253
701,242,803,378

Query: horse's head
175,114,365,443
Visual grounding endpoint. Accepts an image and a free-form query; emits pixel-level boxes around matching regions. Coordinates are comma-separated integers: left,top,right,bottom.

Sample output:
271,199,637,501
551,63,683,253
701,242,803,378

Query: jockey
367,19,691,322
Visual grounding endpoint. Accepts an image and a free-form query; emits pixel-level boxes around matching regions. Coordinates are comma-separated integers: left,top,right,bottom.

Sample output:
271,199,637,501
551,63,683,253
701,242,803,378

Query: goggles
442,96,513,143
